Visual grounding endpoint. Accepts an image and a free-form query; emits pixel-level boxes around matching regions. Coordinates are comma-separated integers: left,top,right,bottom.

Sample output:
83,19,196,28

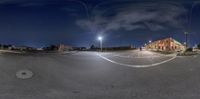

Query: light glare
98,36,102,41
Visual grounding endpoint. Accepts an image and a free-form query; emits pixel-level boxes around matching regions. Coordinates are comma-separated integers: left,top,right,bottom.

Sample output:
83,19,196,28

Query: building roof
173,39,183,45
151,37,183,46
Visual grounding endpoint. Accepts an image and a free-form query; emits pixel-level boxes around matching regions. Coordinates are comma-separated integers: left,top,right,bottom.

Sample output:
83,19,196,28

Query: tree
198,44,200,49
90,45,95,49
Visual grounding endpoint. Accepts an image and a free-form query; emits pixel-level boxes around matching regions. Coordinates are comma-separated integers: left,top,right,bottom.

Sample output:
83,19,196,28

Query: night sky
0,0,200,48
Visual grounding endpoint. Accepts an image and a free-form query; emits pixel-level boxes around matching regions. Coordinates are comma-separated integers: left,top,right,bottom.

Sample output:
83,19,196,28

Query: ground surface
0,50,200,99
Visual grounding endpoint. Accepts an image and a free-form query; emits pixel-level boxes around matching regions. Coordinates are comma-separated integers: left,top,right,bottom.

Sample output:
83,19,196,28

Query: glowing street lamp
98,36,102,41
97,36,103,52
149,40,152,43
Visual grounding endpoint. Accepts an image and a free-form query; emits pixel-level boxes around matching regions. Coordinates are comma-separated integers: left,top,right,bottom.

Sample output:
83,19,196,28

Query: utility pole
184,32,188,49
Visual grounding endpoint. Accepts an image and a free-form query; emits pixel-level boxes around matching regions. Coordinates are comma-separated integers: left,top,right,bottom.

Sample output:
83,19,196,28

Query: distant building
43,45,58,51
12,46,35,51
105,45,133,50
145,37,185,52
0,44,12,50
43,44,72,52
36,48,43,51
57,44,73,52
73,47,87,51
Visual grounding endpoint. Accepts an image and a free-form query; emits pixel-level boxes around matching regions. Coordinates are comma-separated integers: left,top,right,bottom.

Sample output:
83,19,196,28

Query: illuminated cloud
77,1,188,33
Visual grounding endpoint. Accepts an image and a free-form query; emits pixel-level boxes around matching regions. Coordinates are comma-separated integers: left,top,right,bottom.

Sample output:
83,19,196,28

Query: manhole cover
16,69,33,79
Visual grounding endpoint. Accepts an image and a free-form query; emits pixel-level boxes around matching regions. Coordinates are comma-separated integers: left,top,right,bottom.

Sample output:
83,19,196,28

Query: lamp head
98,36,102,41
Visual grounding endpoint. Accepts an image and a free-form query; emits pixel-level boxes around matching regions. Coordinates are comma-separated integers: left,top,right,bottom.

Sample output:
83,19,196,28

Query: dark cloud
18,2,46,7
76,1,188,34
0,0,40,4
0,0,65,6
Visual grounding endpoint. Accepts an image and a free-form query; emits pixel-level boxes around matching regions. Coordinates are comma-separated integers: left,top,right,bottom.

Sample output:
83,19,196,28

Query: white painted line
193,55,198,58
97,53,177,68
106,52,174,59
112,54,162,58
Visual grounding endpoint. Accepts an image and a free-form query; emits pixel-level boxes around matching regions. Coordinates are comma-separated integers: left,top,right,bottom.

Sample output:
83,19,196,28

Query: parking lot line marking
112,54,163,58
96,53,177,68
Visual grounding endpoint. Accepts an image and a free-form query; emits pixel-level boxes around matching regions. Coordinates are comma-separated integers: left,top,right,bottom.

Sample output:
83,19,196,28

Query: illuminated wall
145,38,185,52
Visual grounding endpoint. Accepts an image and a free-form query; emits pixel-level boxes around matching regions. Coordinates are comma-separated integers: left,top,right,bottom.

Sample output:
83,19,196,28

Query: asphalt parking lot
0,50,200,99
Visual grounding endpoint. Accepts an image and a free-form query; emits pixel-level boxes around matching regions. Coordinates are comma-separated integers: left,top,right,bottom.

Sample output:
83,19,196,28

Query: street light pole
100,39,102,52
98,36,103,52
184,32,188,49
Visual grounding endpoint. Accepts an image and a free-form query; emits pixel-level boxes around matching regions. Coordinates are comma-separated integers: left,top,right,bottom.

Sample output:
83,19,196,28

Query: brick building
145,38,185,52
58,44,73,52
